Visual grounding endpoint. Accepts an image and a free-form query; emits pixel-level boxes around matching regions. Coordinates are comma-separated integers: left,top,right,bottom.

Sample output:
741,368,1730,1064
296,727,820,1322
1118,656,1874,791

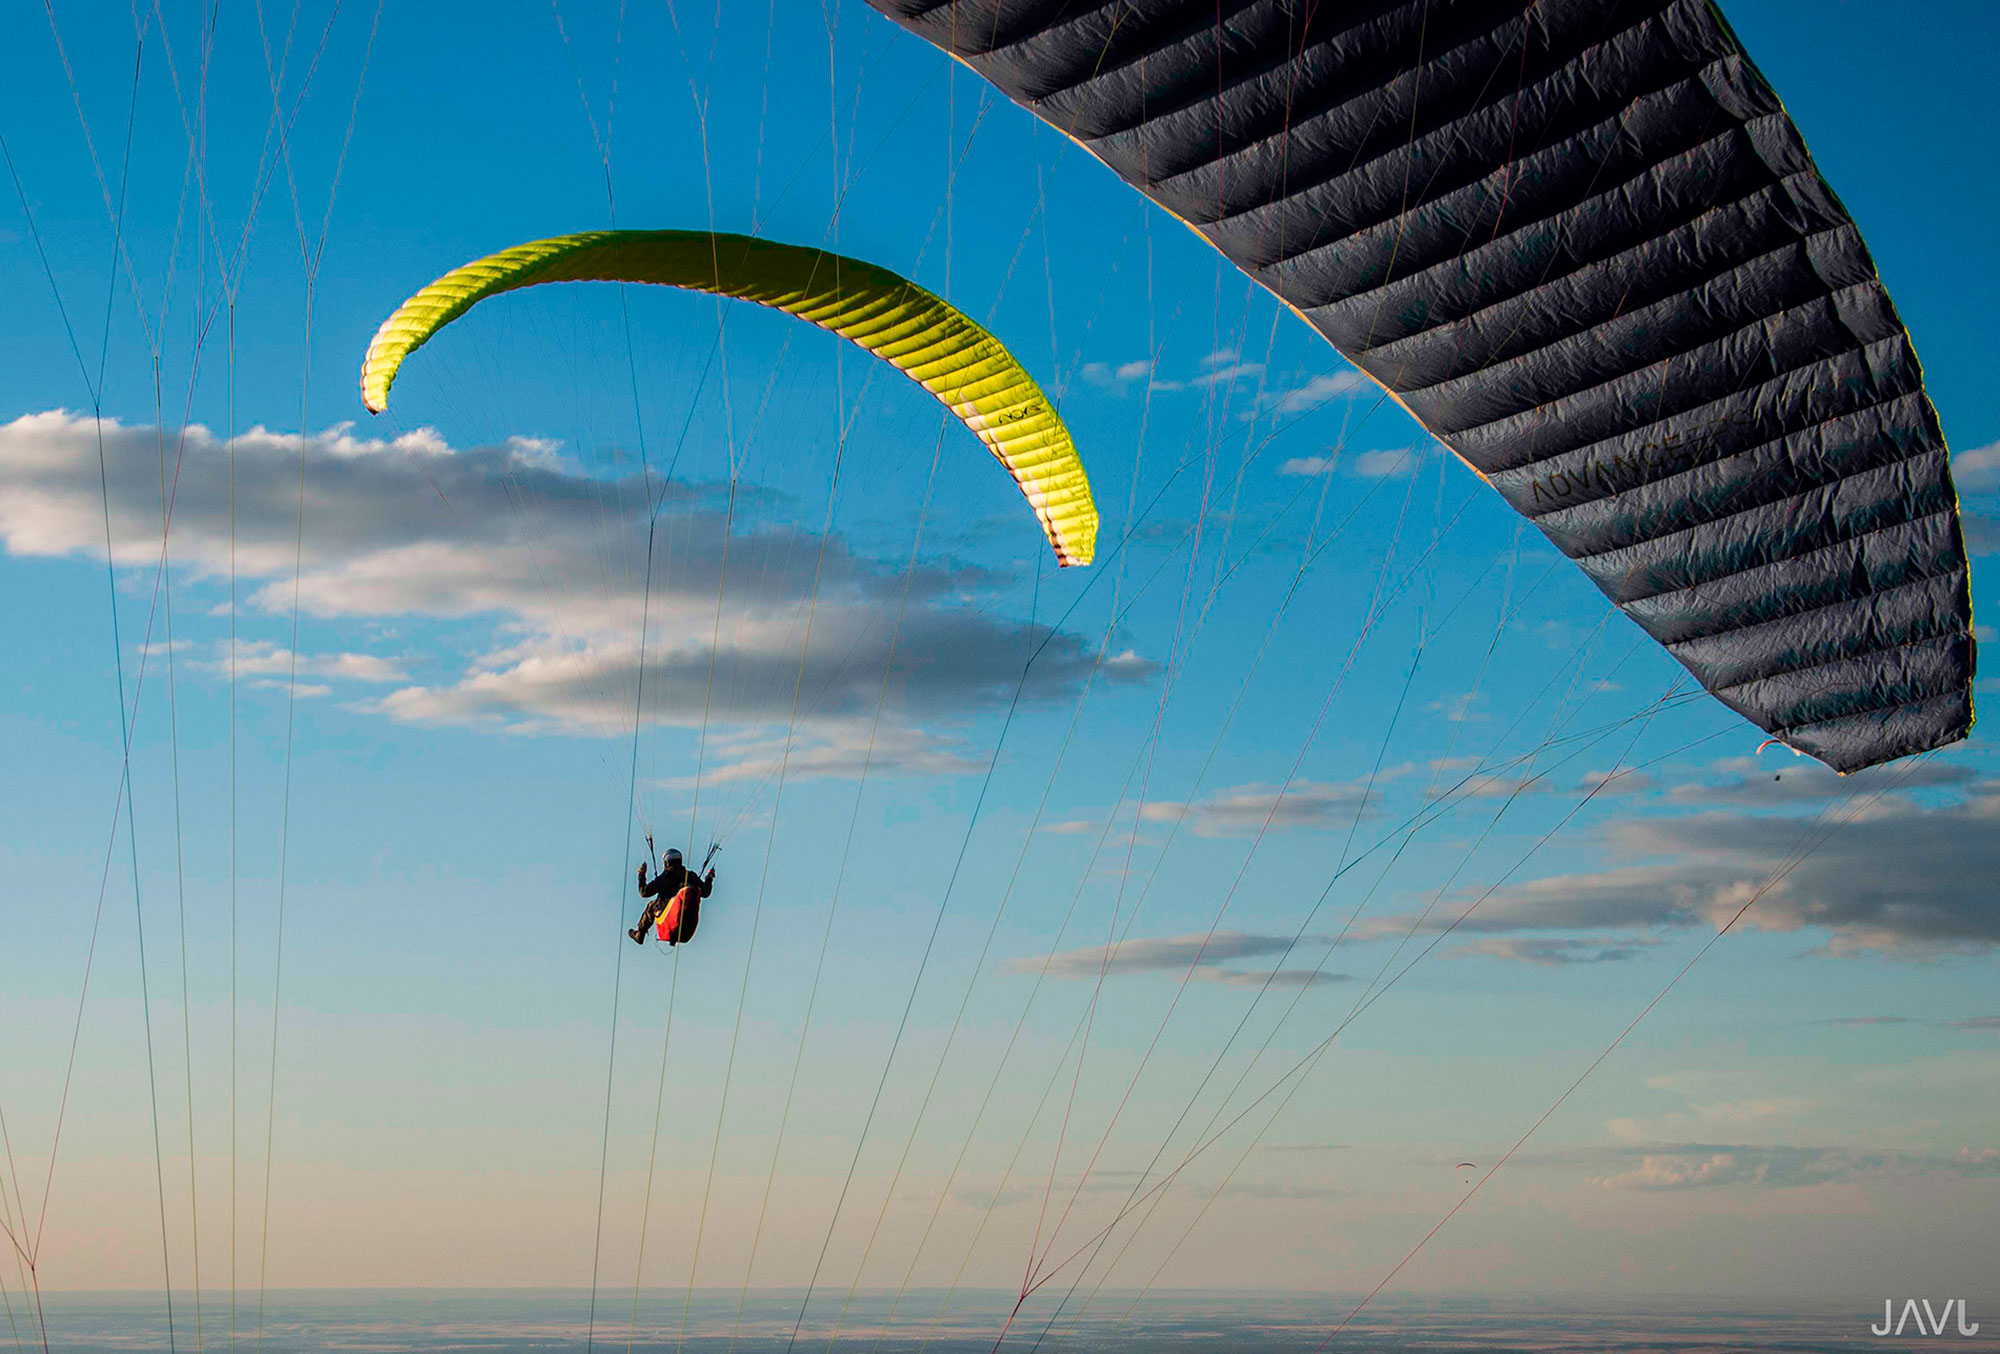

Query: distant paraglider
360,228,1099,567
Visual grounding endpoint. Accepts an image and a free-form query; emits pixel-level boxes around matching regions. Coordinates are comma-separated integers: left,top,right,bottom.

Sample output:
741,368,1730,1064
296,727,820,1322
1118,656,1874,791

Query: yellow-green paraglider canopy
361,228,1098,566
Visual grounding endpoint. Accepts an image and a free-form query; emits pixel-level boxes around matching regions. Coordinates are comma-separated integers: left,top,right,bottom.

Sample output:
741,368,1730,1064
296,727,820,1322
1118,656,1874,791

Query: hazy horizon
24,1288,2000,1353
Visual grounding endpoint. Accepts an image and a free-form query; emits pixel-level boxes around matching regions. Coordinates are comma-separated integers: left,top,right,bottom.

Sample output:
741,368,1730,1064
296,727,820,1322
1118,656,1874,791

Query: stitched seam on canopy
1668,571,1958,669
1354,184,1830,375
1534,386,1926,528
1260,99,1744,318
1179,7,1705,236
1448,310,1895,453
1626,507,1958,622
1560,415,1937,562
1011,0,1413,135
1744,635,1970,732
1391,233,1842,409
1771,676,1971,738
1135,0,1678,205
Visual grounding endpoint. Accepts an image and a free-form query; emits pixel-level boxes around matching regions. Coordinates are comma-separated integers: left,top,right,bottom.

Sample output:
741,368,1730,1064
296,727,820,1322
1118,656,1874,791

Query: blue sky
1,0,1996,1336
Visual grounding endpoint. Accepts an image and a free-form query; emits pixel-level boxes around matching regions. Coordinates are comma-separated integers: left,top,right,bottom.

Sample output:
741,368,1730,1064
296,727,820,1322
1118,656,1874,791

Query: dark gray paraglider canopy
865,0,1976,772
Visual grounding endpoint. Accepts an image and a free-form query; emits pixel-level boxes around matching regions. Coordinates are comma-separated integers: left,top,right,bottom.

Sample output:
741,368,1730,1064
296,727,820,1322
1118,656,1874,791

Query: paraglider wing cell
361,230,1097,566
862,0,1976,771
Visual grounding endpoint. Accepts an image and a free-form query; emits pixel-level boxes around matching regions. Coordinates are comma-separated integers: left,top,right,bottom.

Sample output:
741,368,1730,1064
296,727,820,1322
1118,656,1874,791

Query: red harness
655,884,698,944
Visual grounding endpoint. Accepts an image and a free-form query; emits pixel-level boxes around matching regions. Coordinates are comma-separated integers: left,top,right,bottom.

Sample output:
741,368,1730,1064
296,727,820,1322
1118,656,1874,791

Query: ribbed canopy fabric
363,229,1098,567
866,0,1974,769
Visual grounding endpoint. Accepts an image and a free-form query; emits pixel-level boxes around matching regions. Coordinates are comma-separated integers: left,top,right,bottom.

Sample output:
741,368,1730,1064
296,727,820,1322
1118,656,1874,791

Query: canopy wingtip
360,356,393,414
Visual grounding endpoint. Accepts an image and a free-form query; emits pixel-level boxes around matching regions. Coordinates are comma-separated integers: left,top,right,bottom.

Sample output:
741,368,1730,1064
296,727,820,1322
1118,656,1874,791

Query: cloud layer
1431,766,2000,955
1137,777,1382,837
1007,930,1350,988
1952,439,1999,492
0,411,1147,774
1080,352,1366,415
1586,1142,2000,1191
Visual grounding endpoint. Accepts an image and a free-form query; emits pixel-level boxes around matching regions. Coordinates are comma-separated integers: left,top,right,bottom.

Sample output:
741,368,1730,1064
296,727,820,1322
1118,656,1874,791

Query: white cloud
1264,370,1367,414
1084,351,1270,397
1279,455,1337,477
1952,439,2000,492
1427,692,1487,723
1578,769,1657,796
1663,756,1975,807
1152,350,1265,394
1453,936,1662,965
1006,930,1349,988
0,411,1149,777
1586,1142,2000,1191
213,639,407,684
1597,1149,1817,1191
651,722,979,786
1281,445,1424,478
258,680,332,699
1206,966,1350,989
1350,447,1417,478
1187,360,1264,389
1081,359,1155,394
1417,775,2000,955
1137,776,1388,837
1185,348,1265,390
